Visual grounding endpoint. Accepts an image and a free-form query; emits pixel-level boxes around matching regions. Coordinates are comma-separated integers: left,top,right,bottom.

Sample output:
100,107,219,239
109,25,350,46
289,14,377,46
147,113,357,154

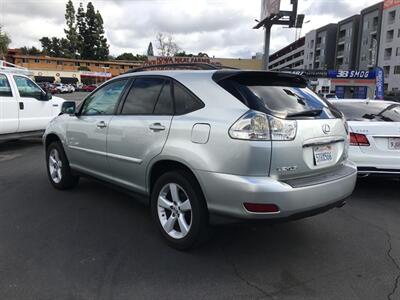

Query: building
314,24,338,70
268,37,305,70
6,50,263,84
304,30,317,69
335,15,360,70
357,2,384,70
377,0,400,92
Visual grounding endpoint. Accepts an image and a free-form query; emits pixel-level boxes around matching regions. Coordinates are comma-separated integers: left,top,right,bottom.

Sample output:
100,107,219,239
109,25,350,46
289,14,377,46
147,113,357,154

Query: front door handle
97,121,107,129
149,123,166,132
19,102,24,110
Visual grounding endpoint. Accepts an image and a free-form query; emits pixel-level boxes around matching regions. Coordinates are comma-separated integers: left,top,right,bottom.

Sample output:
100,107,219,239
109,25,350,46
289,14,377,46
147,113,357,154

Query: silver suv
44,68,357,249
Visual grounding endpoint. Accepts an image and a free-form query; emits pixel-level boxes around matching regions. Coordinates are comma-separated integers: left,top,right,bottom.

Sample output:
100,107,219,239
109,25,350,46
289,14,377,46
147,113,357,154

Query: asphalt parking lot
0,137,399,300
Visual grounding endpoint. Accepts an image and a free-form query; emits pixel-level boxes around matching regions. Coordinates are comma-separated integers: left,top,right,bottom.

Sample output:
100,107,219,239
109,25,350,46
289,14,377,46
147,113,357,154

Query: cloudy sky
0,0,380,58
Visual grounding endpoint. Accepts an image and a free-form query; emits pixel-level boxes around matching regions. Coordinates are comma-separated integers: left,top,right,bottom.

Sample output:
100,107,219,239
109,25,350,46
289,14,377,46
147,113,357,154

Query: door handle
97,121,107,129
149,123,166,132
19,102,24,110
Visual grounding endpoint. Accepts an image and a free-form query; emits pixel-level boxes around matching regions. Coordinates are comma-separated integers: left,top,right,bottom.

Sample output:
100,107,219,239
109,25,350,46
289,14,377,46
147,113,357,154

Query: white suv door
12,75,53,132
0,73,18,134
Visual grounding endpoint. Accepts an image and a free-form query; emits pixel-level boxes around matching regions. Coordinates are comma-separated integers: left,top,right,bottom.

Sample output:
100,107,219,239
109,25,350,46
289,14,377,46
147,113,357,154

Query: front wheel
46,141,79,190
151,170,209,250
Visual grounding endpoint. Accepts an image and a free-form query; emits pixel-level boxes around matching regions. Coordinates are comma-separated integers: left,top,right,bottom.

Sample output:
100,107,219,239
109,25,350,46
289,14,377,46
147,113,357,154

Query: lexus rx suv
43,68,357,249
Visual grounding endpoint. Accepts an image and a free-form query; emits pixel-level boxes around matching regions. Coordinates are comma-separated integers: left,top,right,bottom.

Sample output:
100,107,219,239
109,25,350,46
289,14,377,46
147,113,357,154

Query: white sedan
331,99,400,176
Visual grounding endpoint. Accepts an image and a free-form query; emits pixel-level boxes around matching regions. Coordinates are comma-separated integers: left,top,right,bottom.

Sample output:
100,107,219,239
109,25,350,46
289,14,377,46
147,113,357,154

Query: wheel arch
45,133,62,149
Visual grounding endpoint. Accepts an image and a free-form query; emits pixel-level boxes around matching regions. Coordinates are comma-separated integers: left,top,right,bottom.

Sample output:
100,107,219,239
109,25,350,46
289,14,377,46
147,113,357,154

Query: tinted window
13,76,43,99
81,79,128,115
334,102,400,122
173,82,203,115
154,80,174,115
0,74,12,97
218,74,337,119
122,78,164,114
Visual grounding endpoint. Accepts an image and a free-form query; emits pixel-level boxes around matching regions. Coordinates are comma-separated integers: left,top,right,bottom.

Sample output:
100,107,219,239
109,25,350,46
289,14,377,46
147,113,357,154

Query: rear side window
0,74,12,97
334,102,400,122
217,74,338,119
122,78,164,115
173,82,204,115
154,80,174,115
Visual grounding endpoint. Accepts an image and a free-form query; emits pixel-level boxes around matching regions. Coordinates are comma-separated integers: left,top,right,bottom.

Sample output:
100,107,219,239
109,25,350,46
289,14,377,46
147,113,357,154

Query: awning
34,76,55,83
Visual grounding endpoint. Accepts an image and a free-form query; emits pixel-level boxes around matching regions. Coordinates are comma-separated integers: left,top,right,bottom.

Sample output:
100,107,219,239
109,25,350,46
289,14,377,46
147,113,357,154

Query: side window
13,76,43,99
173,82,204,115
0,74,13,97
121,78,164,115
81,79,128,116
153,80,174,115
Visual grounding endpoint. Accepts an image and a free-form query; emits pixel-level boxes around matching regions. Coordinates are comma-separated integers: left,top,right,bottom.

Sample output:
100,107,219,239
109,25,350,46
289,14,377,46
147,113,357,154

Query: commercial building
304,30,317,69
314,24,338,70
6,49,263,84
268,37,305,70
377,0,400,91
357,2,384,70
335,15,360,70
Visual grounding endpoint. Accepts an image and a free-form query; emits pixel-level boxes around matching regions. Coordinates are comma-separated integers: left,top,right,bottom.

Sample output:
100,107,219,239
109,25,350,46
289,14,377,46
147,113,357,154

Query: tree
76,2,86,57
64,0,79,58
175,51,193,57
116,52,147,61
20,46,41,55
147,42,154,56
39,37,52,55
0,26,11,59
94,10,109,60
156,33,180,57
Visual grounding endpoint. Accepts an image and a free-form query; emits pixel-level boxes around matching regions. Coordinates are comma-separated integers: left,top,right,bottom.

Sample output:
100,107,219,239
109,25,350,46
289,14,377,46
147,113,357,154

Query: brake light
229,110,297,141
350,132,370,146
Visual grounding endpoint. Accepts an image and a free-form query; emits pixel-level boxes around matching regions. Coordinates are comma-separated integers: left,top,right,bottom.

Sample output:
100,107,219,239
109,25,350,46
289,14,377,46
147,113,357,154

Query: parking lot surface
0,140,399,300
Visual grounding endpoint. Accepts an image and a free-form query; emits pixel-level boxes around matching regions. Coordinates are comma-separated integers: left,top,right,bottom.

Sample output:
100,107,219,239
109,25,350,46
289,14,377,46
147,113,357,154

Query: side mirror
40,91,52,101
61,101,76,115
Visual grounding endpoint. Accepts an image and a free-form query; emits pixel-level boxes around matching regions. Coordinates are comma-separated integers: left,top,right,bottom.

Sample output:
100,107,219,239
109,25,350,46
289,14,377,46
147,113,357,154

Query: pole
263,24,271,70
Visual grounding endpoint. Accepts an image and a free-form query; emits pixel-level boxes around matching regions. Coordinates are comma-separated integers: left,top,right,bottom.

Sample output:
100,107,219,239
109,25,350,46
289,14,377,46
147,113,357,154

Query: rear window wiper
286,109,323,118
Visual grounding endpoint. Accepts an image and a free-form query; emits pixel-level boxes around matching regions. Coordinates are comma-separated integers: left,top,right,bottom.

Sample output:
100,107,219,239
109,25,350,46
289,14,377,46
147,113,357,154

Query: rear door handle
149,123,166,132
97,121,107,129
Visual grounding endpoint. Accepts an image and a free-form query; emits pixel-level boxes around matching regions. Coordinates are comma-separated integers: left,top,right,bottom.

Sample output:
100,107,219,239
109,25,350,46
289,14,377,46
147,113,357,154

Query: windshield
333,101,400,122
218,76,339,119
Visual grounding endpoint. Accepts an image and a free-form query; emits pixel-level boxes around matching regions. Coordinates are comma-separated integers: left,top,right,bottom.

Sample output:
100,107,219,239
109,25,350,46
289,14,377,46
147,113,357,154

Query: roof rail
0,60,33,76
125,63,238,74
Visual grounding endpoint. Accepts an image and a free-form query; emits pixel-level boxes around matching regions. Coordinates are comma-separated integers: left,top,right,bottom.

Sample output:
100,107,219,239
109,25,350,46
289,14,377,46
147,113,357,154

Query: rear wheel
46,141,79,190
151,170,209,250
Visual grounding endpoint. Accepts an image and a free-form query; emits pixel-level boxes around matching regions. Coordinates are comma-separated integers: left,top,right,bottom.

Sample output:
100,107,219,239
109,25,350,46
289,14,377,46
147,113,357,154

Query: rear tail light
350,132,370,146
229,110,297,141
244,203,280,213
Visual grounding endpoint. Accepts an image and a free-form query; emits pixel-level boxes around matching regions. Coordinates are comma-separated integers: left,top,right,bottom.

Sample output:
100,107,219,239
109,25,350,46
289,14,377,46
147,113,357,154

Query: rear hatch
214,71,348,180
333,101,400,156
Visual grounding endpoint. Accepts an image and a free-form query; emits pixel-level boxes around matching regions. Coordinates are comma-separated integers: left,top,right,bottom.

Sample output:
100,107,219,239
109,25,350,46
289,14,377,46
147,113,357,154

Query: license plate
388,138,400,150
313,145,333,166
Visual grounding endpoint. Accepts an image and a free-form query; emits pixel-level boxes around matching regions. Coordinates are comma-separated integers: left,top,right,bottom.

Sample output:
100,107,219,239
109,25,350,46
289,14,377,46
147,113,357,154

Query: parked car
325,94,339,100
66,84,75,93
82,84,97,92
0,71,65,141
48,84,58,94
330,99,400,176
54,83,69,94
43,69,357,249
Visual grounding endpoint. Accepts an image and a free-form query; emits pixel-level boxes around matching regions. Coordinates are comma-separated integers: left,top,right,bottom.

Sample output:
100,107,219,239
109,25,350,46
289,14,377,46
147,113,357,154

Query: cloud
0,0,382,58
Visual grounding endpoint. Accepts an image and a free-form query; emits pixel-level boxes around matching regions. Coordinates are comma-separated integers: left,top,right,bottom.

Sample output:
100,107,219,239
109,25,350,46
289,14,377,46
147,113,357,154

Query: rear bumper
196,161,357,220
349,147,400,175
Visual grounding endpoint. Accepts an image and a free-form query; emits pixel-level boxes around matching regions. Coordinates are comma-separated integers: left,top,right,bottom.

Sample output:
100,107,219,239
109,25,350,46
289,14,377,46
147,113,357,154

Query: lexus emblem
322,124,331,134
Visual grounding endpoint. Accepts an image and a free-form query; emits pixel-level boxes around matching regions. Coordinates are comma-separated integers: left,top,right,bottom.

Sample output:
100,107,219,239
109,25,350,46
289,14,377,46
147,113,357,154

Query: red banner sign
384,0,400,10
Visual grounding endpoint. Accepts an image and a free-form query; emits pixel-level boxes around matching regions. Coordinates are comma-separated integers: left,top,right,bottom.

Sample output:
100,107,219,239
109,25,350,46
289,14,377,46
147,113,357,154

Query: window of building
398,29,400,38
397,47,400,56
22,58,28,63
388,10,396,24
384,66,390,76
95,63,99,67
46,60,51,64
394,66,400,75
387,30,394,42
57,61,63,65
361,54,367,61
34,59,40,63
75,62,80,66
384,48,392,60
104,64,110,67
87,63,90,66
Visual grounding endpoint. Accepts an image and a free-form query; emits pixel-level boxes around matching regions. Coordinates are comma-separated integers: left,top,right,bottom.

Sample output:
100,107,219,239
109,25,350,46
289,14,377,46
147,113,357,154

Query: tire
46,141,79,190
151,170,209,250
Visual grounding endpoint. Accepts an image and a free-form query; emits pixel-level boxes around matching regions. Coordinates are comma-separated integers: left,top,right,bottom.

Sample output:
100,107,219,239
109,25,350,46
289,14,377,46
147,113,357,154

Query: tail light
350,132,370,146
229,111,297,141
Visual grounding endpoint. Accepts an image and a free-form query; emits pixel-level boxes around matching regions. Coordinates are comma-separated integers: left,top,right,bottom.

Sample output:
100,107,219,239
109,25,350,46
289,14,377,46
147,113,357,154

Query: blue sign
327,70,376,80
374,67,385,100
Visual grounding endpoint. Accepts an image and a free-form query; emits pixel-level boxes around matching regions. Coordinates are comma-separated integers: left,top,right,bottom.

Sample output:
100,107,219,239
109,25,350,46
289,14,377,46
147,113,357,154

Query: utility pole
254,0,304,70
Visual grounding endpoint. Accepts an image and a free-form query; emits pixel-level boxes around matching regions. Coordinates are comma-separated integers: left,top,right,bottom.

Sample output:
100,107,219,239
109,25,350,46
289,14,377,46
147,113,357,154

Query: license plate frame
313,145,334,166
388,138,400,150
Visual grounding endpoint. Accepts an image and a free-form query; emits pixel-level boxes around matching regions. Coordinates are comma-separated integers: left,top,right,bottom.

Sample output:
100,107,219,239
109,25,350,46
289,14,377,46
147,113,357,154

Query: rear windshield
217,75,340,119
333,101,400,122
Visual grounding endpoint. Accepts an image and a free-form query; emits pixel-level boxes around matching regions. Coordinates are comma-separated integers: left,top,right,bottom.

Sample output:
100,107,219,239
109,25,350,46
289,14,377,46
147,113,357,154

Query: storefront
80,71,112,85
